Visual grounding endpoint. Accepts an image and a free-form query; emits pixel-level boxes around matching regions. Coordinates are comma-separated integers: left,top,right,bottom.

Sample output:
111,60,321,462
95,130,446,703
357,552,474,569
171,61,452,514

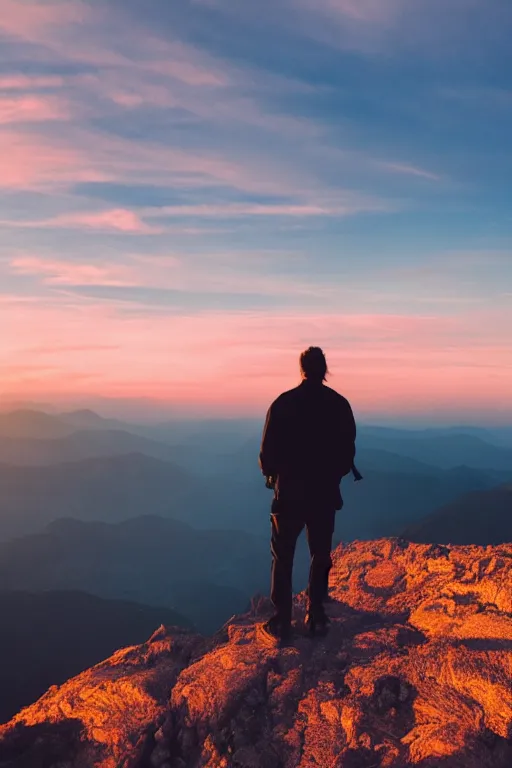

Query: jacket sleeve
259,403,280,477
336,398,357,478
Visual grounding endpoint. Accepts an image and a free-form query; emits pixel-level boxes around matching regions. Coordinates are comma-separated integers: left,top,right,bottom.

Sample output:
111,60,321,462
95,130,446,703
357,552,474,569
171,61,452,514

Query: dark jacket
259,379,356,510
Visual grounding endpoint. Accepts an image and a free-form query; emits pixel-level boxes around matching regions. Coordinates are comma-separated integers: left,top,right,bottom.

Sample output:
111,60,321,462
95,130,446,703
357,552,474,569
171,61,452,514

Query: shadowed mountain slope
0,515,269,633
0,590,191,724
402,485,512,545
358,430,512,472
1,539,511,768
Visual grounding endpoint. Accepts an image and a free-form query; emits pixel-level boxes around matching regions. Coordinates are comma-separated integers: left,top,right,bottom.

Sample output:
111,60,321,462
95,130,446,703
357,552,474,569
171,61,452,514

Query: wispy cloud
0,0,86,40
377,162,441,181
297,0,401,24
8,256,137,286
146,199,391,218
47,209,161,234
0,95,70,124
0,75,65,90
0,131,106,189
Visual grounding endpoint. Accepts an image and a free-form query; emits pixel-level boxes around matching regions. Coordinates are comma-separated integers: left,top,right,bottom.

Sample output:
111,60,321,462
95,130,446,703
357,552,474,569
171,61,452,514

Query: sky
1,0,511,422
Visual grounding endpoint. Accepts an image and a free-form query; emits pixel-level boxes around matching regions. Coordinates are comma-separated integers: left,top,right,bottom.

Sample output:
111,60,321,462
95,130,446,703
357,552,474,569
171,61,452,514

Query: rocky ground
1,538,511,767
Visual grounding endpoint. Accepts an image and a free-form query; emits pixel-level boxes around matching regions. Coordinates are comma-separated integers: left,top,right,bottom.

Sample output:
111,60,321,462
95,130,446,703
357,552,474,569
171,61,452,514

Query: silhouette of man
258,347,356,644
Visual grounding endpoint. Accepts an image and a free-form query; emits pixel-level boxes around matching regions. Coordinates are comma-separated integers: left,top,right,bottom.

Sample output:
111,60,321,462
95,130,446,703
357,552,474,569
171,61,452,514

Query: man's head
300,346,328,382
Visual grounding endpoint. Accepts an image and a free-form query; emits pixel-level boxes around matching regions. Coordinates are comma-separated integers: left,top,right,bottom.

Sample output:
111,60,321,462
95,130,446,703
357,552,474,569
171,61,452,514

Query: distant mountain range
198,435,511,539
0,453,194,541
0,408,510,545
402,484,512,545
0,410,76,440
0,589,190,724
357,428,512,472
0,409,248,475
0,515,271,633
0,428,191,466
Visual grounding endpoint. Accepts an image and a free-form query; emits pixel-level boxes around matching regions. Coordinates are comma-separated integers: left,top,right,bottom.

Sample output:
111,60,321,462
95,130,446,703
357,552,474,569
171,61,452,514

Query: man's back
259,379,356,507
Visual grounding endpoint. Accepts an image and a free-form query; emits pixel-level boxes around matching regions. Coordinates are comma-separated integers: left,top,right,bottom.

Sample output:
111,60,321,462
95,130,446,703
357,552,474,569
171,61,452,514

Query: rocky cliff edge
1,538,511,768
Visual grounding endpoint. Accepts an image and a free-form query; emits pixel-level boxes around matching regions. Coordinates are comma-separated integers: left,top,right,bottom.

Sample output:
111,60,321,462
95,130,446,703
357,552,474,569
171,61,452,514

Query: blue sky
0,0,511,420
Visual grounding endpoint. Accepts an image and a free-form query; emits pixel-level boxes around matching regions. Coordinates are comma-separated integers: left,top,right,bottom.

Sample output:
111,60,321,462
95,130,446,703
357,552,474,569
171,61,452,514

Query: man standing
258,347,356,644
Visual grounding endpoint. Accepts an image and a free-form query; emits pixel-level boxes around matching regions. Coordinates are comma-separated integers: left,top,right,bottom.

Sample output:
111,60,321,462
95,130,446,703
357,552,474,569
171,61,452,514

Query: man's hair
300,346,328,382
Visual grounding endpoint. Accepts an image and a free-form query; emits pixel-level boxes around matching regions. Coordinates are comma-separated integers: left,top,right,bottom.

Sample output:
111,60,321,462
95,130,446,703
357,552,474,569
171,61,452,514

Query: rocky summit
1,539,511,768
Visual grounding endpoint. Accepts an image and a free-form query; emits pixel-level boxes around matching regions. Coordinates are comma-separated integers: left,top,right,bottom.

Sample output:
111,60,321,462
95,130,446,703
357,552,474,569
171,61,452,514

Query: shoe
304,608,330,637
256,616,292,648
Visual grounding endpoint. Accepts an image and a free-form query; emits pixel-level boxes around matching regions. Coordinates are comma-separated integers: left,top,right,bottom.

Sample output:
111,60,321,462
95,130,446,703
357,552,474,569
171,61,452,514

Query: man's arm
336,398,356,479
346,399,356,458
259,402,280,478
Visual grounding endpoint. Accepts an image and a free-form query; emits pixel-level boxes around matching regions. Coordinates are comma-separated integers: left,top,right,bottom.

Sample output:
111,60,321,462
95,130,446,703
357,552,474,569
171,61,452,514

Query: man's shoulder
322,385,352,408
271,385,302,408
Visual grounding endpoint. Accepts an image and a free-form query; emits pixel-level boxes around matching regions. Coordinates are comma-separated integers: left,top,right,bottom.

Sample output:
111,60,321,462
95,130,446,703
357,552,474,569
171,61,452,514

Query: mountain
1,435,510,546
402,484,512,545
193,435,512,539
0,428,190,466
359,424,512,449
358,430,512,472
57,409,130,431
0,515,271,632
0,590,191,724
0,453,195,541
0,410,75,440
1,538,511,767
0,409,241,476
338,464,512,540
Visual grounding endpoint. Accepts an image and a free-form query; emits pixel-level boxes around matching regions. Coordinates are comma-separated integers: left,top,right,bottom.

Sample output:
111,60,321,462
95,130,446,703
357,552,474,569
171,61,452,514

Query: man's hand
352,464,363,482
265,475,276,490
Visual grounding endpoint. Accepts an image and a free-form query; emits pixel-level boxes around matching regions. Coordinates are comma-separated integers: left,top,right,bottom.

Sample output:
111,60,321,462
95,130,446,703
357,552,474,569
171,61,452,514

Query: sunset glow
1,1,511,421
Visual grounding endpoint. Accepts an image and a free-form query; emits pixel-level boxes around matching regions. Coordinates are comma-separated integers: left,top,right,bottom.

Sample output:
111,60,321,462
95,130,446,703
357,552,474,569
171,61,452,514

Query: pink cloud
0,95,70,124
0,2,228,90
0,1,87,41
0,125,309,197
4,249,330,299
9,256,137,286
0,75,65,90
3,209,161,235
49,209,160,234
0,130,106,189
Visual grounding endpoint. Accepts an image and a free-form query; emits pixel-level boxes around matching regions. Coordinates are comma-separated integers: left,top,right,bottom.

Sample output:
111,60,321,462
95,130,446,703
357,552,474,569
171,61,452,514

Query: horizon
1,1,511,419
1,399,511,430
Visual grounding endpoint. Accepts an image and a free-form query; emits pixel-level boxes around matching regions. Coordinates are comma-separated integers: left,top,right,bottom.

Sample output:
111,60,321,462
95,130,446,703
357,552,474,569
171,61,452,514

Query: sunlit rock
1,539,511,767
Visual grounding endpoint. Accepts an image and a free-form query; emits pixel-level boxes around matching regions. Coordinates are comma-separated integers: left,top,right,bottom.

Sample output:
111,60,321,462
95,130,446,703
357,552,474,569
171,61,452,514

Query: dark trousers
270,499,336,624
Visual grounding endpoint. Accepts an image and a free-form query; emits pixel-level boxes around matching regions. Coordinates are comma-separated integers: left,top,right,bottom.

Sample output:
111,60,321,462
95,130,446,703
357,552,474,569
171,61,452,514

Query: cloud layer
1,0,511,418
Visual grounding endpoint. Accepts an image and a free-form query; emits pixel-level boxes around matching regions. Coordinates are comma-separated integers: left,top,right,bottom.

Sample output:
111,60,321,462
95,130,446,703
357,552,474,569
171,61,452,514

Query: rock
1,540,511,767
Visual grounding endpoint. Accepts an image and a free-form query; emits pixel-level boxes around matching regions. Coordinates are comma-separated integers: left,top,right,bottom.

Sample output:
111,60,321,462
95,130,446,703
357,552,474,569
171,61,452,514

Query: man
258,347,356,644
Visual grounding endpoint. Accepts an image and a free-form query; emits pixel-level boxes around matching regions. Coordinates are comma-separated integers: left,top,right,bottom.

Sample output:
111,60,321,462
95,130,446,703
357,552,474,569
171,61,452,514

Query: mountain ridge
403,484,512,545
